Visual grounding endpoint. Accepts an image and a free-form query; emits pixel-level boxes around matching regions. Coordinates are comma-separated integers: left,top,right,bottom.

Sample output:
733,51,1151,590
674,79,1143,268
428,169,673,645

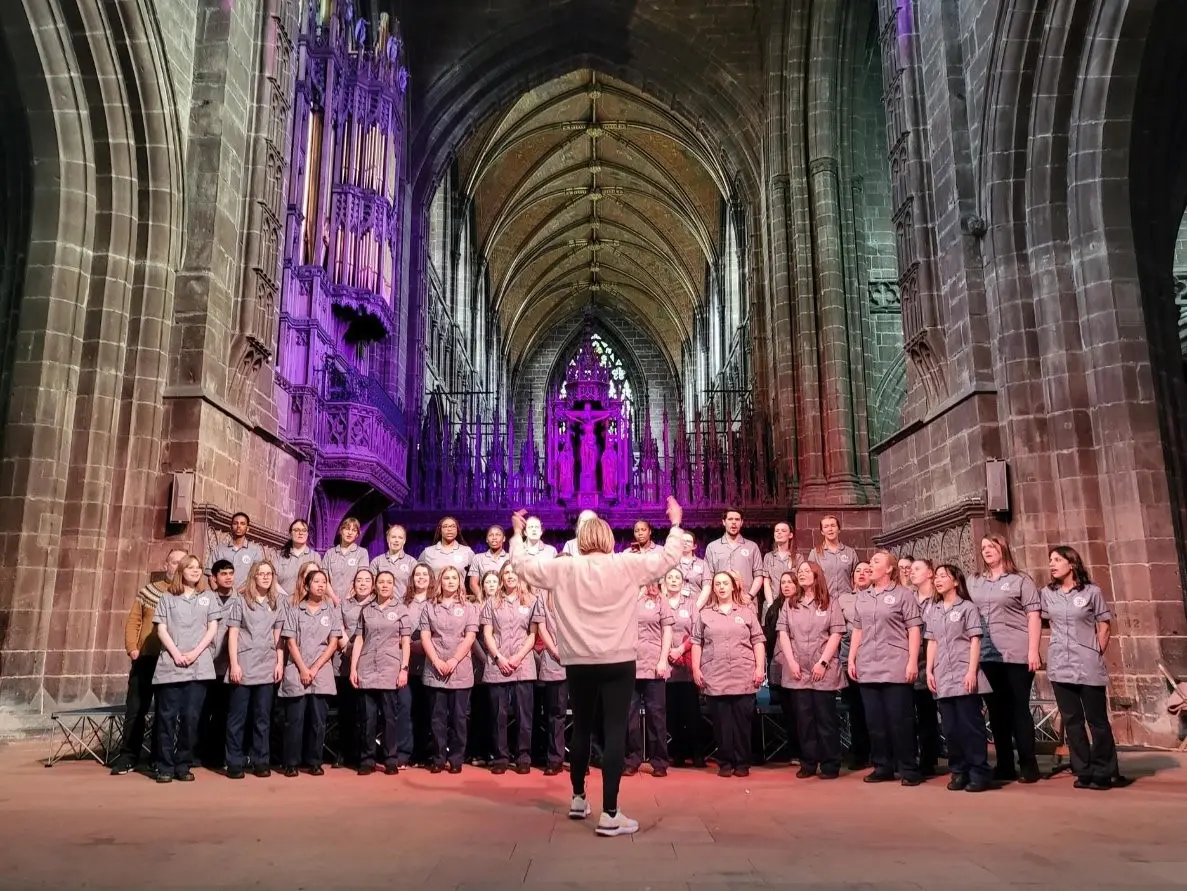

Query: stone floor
1,742,1186,890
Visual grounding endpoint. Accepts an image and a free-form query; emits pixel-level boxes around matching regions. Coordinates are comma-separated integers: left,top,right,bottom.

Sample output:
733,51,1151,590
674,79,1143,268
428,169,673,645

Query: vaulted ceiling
455,69,728,373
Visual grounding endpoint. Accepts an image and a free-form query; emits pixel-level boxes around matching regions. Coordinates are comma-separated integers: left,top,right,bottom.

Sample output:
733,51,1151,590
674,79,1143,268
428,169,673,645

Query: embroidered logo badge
198,596,209,607
241,554,251,563
518,605,530,615
734,615,745,625
348,558,358,566
320,615,330,627
452,607,464,617
841,555,851,563
398,564,409,573
883,594,896,605
387,612,398,622
644,601,656,610
740,549,750,557
1073,596,1088,608
816,609,828,617
679,609,690,619
949,610,962,623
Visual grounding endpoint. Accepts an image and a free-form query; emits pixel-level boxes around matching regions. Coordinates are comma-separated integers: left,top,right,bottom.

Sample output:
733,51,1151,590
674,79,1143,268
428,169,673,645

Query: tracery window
559,333,635,418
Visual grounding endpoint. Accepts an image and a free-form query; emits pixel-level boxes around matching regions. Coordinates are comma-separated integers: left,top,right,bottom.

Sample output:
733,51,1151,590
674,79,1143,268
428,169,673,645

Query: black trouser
198,680,231,768
913,685,942,771
489,681,534,767
1051,682,1118,783
116,655,158,766
708,694,755,770
269,683,284,766
283,694,330,769
467,680,492,760
335,676,362,767
861,682,919,781
666,681,705,764
793,689,841,775
405,676,432,765
567,661,634,814
981,661,1037,775
226,683,275,769
430,687,471,769
773,685,802,761
361,688,401,768
937,694,991,784
155,681,207,778
841,682,870,766
625,679,668,770
540,680,568,768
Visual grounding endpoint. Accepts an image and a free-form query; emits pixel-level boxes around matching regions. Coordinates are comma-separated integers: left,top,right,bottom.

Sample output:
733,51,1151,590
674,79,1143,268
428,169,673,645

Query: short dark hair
211,559,235,575
231,512,250,525
722,508,744,520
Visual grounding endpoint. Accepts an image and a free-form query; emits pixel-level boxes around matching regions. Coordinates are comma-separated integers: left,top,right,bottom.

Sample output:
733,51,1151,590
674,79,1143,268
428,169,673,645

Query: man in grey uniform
703,508,764,606
205,511,264,591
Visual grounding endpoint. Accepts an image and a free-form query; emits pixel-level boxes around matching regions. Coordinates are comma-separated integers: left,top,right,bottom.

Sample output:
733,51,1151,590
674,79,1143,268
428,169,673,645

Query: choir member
692,570,766,778
678,532,710,604
198,560,237,770
402,562,435,766
351,570,412,776
663,568,705,768
702,508,764,608
777,561,845,779
839,560,871,769
534,583,568,776
223,560,285,779
908,558,942,776
897,555,916,588
630,520,659,552
508,498,683,838
323,517,369,604
205,511,264,591
847,550,922,785
419,565,479,774
1043,547,1122,790
481,564,540,774
522,516,558,559
370,524,417,599
561,509,599,556
152,555,219,783
762,522,803,618
625,581,674,777
969,534,1042,783
335,568,375,769
274,520,321,600
469,525,510,599
924,564,991,792
806,515,859,599
467,570,501,765
279,568,342,777
421,516,476,578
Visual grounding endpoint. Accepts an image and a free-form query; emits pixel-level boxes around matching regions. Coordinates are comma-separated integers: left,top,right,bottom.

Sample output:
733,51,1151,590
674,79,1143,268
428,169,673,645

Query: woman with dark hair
925,564,991,792
969,534,1042,783
807,515,859,598
274,520,321,599
908,558,942,776
1043,547,1122,790
762,570,802,765
421,516,475,577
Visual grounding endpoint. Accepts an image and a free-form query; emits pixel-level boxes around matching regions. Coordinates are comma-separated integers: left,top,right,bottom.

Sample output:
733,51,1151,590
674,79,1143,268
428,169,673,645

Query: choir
116,507,1129,806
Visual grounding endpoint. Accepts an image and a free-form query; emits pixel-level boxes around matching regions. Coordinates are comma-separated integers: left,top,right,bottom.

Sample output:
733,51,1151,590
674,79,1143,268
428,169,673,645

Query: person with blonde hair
418,565,479,774
510,497,683,838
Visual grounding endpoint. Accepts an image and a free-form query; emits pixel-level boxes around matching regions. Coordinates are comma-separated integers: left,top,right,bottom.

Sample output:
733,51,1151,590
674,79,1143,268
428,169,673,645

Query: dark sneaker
863,771,894,784
357,765,375,776
429,764,443,774
176,772,196,782
650,766,668,778
900,777,922,787
514,764,530,775
306,766,325,777
253,766,272,779
543,765,562,777
447,764,462,774
226,767,246,780
947,775,969,791
490,764,507,775
383,764,399,776
155,773,173,784
1018,764,1041,784
109,759,134,776
1073,776,1093,789
795,767,816,779
733,766,750,778
283,766,299,778
717,766,733,778
622,766,638,777
965,781,991,793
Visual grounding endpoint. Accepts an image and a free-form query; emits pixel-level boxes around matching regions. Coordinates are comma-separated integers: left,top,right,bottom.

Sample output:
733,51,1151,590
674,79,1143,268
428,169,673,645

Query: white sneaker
569,794,591,819
595,810,639,837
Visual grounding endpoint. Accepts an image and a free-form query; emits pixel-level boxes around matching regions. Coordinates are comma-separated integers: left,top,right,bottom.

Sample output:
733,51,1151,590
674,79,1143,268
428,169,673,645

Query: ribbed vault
456,69,727,371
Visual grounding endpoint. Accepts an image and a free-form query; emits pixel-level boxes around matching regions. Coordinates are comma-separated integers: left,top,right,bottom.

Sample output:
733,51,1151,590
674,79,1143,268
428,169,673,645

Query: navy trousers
226,683,275,769
155,681,207,778
490,681,534,767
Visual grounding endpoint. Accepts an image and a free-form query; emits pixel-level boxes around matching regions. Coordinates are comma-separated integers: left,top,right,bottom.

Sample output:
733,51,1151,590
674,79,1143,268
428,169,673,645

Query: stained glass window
560,334,634,418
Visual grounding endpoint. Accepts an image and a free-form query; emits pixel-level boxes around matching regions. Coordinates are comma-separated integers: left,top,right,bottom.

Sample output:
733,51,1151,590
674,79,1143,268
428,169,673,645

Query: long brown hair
799,561,831,611
168,554,203,596
433,566,464,604
244,560,280,611
404,561,434,605
979,533,1019,575
292,559,322,606
934,564,972,603
433,516,467,547
299,569,329,604
813,514,842,557
709,570,746,609
497,564,527,605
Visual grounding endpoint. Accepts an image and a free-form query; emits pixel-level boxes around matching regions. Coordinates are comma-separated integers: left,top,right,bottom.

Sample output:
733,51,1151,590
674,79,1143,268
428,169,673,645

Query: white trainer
568,794,591,819
595,810,639,837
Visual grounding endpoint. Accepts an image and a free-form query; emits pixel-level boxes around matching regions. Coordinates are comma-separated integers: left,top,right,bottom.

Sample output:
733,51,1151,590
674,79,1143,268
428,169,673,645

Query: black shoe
543,765,562,777
384,764,399,776
795,767,816,779
307,766,325,777
623,766,638,777
717,766,733,778
900,777,922,787
651,766,668,778
1018,764,1041,784
448,764,462,774
1089,778,1113,790
1109,775,1134,788
429,763,443,774
965,781,991,793
176,771,196,782
819,770,839,780
253,766,271,779
514,764,531,775
733,766,750,778
992,764,1018,782
947,775,969,791
863,771,894,784
226,767,246,780
109,759,134,776
155,773,173,784
1073,776,1093,789
357,765,375,776
490,764,507,775
283,766,299,778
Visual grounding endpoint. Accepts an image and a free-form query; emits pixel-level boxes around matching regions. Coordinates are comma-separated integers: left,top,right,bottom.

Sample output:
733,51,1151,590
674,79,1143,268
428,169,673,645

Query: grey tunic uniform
692,606,766,697
807,545,859,597
209,593,236,681
323,544,371,600
480,597,542,684
206,541,265,591
418,600,479,689
522,541,558,561
561,538,579,557
369,552,418,599
273,548,322,600
337,595,373,676
405,597,430,676
223,594,285,685
635,594,676,679
704,536,765,594
837,589,861,664
468,549,510,585
279,601,343,698
677,556,709,598
852,583,923,684
762,550,804,590
354,599,413,689
924,599,990,699
666,595,698,684
420,542,476,578
776,598,847,691
535,599,566,683
152,592,220,684
1041,584,1112,687
968,572,1040,664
